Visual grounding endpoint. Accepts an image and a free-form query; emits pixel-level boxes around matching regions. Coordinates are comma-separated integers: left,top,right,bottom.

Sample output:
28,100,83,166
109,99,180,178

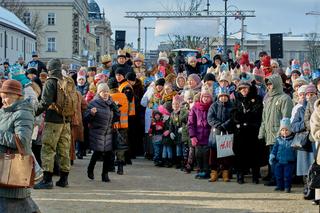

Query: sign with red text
216,134,234,158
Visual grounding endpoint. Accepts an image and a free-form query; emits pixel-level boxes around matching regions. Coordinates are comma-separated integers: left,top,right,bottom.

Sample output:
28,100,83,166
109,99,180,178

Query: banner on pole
155,17,220,37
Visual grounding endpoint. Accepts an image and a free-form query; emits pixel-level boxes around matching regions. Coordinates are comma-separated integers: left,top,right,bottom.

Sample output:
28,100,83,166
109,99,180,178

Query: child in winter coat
207,87,234,182
158,102,173,167
269,118,296,193
85,83,96,103
169,95,188,169
188,85,213,179
149,111,164,167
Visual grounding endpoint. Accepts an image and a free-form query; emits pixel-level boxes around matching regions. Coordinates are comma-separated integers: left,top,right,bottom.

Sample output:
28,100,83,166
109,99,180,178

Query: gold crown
117,49,126,56
134,53,145,62
101,54,112,63
125,47,132,54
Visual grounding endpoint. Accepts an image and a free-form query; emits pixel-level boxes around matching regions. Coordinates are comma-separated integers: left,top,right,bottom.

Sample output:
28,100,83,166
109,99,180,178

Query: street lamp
144,27,155,56
223,0,228,59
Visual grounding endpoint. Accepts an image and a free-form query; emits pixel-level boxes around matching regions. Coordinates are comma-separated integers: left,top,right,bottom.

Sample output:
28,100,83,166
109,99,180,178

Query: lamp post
223,0,228,59
144,27,155,56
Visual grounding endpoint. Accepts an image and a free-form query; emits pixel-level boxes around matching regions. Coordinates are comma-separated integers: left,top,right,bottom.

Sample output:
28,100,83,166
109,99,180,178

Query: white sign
155,17,220,37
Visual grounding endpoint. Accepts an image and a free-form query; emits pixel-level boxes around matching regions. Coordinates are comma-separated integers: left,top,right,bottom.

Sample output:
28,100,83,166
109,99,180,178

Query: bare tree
1,0,45,54
0,0,27,20
306,33,320,70
161,0,216,51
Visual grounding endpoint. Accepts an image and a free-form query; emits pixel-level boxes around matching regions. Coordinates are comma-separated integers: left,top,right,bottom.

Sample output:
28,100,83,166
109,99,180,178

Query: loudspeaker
115,40,125,50
115,31,126,41
270,33,283,59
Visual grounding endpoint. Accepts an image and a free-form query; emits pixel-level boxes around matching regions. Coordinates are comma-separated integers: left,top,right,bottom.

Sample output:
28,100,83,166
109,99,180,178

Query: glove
178,127,183,134
191,137,198,147
269,154,275,165
170,132,175,140
163,130,170,137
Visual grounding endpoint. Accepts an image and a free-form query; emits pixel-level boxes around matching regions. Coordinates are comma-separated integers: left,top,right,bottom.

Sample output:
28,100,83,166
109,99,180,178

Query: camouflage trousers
41,122,71,173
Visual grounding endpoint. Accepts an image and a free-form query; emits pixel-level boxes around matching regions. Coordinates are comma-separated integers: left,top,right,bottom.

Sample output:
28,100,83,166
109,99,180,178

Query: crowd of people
1,47,320,212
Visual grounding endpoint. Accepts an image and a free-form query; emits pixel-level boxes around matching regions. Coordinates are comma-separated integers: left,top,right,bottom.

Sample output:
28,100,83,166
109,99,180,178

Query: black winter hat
47,58,61,71
108,78,119,90
203,73,216,82
115,67,126,77
155,78,165,86
126,72,136,81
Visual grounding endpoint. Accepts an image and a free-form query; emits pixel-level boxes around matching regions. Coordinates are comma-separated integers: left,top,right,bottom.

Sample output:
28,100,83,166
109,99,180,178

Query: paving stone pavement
32,157,319,213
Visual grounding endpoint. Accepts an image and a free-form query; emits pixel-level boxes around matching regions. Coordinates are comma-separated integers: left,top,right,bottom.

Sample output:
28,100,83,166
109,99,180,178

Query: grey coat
0,98,35,199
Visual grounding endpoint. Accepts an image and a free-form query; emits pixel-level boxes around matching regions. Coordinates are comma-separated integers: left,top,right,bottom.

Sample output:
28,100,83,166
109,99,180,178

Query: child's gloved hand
178,127,183,134
170,133,175,140
163,130,170,136
269,154,275,165
191,137,198,147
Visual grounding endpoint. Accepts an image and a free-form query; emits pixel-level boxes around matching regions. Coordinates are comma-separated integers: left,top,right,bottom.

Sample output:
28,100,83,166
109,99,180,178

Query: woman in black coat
84,83,119,182
232,80,263,184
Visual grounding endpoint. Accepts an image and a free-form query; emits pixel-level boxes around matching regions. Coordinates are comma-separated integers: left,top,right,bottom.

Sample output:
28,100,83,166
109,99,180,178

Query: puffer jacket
271,134,296,164
84,95,114,152
258,74,293,145
207,100,234,134
0,98,35,199
188,101,211,146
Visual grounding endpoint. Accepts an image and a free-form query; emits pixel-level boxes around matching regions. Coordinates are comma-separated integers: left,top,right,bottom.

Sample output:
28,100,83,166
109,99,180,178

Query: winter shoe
56,172,69,187
237,173,244,184
285,188,291,193
33,172,53,190
222,170,230,182
102,173,110,182
274,187,284,191
87,170,94,180
209,170,218,182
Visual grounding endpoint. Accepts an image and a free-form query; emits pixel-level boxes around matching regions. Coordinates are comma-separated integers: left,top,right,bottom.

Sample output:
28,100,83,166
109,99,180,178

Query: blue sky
95,0,320,50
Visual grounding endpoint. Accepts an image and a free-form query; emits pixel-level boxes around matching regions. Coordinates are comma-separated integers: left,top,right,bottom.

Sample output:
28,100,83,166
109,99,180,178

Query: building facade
88,0,113,63
0,6,36,64
20,0,96,66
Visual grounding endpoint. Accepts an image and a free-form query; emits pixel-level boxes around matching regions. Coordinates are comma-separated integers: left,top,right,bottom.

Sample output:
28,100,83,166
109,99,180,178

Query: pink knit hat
305,83,317,94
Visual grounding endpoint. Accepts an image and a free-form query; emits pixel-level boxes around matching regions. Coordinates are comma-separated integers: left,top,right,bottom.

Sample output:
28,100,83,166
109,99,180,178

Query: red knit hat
261,55,272,77
0,80,23,96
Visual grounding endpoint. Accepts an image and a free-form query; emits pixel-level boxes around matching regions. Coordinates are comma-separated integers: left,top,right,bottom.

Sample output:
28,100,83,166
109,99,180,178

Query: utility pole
224,0,228,59
137,18,143,52
144,27,155,56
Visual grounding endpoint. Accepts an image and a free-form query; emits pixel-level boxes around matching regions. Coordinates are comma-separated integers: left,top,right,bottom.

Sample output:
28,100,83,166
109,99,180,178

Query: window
23,12,31,26
47,37,56,52
48,13,55,25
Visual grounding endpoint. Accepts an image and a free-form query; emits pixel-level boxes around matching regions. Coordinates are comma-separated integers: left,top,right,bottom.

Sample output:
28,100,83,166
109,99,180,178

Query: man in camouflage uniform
34,58,72,189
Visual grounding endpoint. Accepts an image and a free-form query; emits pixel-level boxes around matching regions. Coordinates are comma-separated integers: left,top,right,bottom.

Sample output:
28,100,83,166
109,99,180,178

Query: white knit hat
97,83,110,94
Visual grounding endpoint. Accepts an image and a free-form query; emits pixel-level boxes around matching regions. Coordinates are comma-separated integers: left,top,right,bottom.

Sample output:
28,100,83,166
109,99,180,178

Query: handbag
291,131,312,152
215,132,235,158
308,143,320,189
0,135,35,188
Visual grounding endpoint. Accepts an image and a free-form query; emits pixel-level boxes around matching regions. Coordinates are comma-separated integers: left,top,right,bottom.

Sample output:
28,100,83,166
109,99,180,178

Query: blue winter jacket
271,135,296,164
291,101,307,133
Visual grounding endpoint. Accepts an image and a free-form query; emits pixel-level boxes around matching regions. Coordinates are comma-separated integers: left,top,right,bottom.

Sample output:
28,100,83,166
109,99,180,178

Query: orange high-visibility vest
118,81,136,116
110,92,129,129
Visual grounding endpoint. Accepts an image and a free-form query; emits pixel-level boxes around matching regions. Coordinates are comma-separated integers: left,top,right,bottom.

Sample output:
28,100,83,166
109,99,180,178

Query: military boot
56,171,69,187
33,171,53,190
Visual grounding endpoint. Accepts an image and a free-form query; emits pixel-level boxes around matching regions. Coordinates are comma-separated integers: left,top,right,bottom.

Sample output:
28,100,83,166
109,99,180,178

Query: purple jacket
188,102,211,146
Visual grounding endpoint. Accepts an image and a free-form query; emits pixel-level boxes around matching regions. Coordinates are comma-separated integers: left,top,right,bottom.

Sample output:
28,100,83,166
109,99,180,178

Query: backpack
49,76,78,117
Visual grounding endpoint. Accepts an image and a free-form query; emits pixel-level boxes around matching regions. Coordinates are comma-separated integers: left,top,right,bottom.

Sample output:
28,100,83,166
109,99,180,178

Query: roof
0,6,35,38
228,31,308,41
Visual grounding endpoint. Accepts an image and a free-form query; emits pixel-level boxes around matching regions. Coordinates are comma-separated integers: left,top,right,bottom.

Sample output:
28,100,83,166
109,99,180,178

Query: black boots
102,173,110,182
56,171,69,187
87,169,94,180
117,162,124,175
34,171,54,189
